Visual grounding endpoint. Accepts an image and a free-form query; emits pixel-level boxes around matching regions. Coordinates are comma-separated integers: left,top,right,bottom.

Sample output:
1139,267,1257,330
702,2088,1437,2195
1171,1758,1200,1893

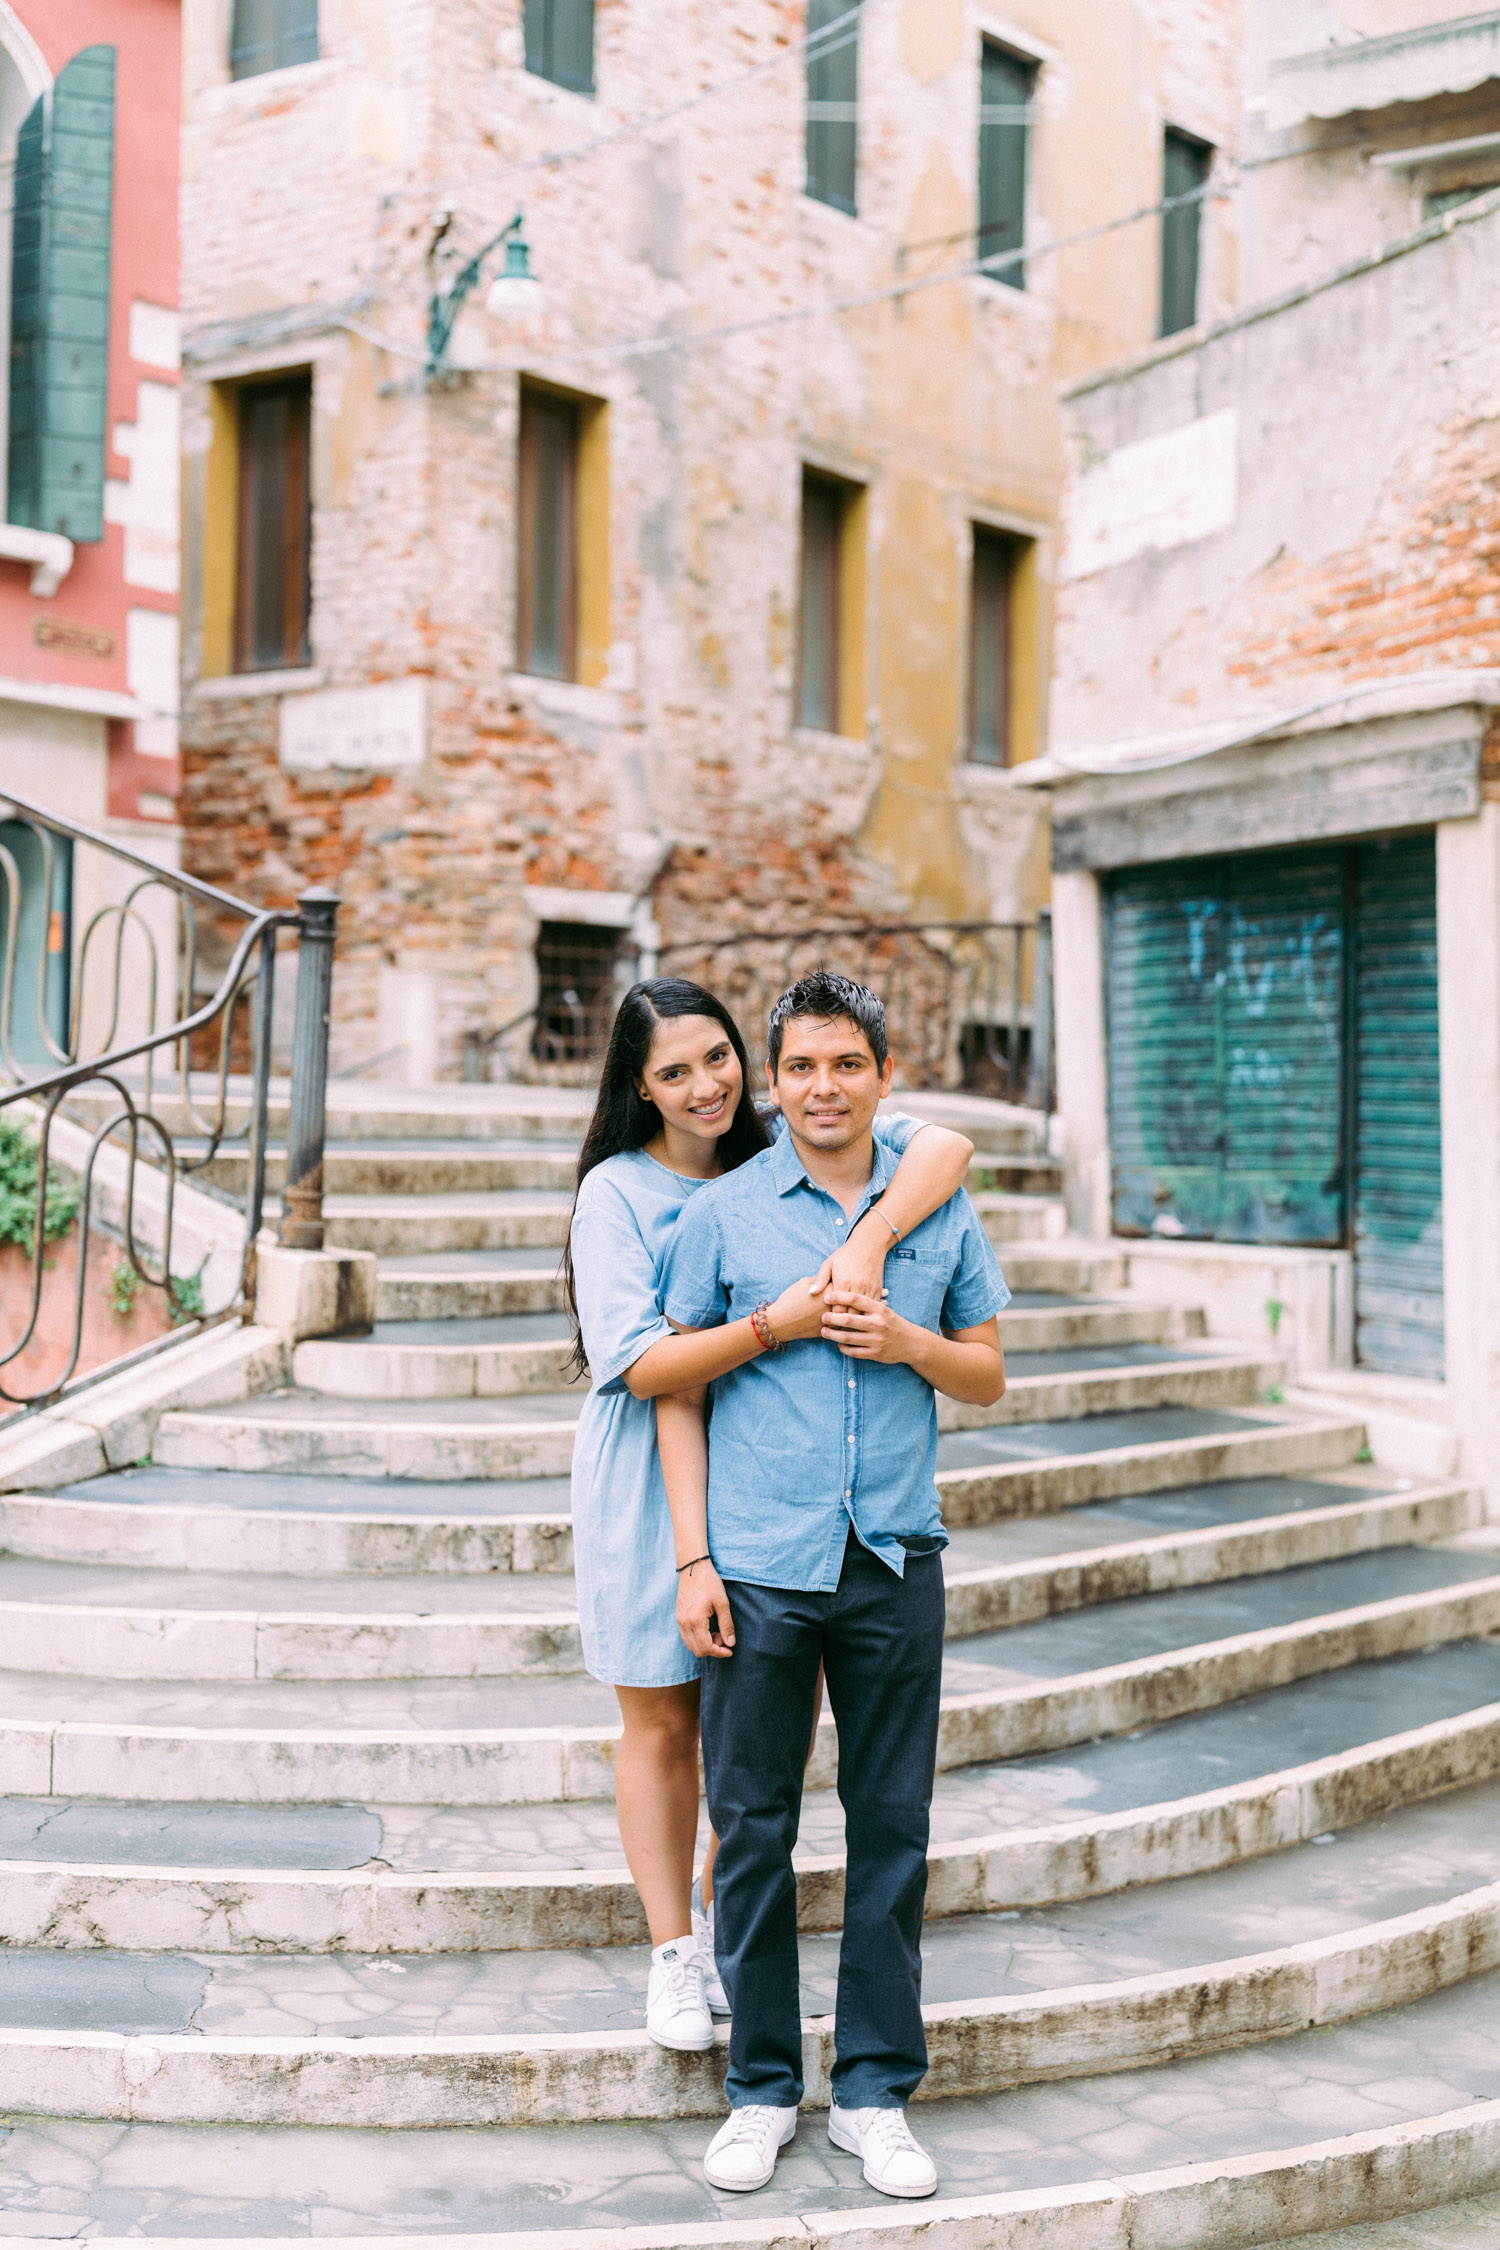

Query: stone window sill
193,667,327,701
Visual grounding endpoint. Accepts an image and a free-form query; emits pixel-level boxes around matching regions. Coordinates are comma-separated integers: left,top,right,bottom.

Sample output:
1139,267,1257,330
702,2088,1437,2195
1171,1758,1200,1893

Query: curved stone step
0,1886,1496,2127
315,1192,576,1257
2,1553,1496,1803
968,1190,1067,1243
0,2051,1494,2243
375,1252,567,1321
197,1142,582,1197
5,1692,1493,1953
0,1480,1473,1679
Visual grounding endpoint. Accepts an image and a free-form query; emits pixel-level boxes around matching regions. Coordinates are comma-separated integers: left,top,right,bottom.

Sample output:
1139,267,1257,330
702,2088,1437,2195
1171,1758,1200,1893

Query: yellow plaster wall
199,386,239,681
576,397,611,688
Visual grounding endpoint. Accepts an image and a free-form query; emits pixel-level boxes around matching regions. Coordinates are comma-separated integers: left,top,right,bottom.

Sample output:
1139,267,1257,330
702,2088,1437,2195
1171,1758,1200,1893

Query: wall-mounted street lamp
426,212,542,375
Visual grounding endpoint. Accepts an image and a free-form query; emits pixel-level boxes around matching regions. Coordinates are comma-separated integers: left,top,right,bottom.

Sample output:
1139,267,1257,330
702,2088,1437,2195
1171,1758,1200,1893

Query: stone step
2,1549,1495,1804
965,1153,1063,1195
375,1249,567,1320
155,1358,1289,1479
7,1640,1499,1954
969,1190,1067,1243
195,1141,582,1197
310,1192,577,1257
0,1997,1493,2239
0,1478,1473,1680
0,1869,1497,2126
64,1079,597,1146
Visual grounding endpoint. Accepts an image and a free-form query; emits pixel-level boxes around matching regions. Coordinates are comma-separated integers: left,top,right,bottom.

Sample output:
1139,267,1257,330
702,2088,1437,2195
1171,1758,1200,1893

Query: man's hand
676,1557,736,1657
820,1288,912,1364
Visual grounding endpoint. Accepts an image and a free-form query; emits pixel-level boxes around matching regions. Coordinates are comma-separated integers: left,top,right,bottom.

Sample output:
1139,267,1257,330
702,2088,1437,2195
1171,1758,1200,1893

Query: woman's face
636,1014,744,1145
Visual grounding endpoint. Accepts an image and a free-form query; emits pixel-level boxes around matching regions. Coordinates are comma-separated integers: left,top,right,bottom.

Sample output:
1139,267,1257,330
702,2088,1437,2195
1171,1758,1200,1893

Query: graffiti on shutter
1354,834,1443,1378
7,46,116,543
1107,847,1345,1246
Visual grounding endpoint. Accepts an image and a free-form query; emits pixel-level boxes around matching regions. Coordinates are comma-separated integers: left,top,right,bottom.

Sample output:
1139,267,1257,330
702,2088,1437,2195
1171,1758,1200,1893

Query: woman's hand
676,1557,736,1658
764,1273,829,1343
811,1208,892,1305
820,1288,912,1365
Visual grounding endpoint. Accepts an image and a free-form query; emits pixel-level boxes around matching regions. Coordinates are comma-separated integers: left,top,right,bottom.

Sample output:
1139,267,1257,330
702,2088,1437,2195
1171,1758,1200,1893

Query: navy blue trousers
699,1528,945,2110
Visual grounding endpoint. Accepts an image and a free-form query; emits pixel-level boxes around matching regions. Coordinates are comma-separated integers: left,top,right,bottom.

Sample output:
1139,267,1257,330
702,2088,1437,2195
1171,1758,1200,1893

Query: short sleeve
874,1109,928,1156
941,1205,1010,1331
660,1188,731,1329
569,1174,674,1394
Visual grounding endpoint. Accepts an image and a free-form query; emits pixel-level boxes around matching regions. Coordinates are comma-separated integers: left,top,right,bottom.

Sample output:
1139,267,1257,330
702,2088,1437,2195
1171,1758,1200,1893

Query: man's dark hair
767,969,889,1077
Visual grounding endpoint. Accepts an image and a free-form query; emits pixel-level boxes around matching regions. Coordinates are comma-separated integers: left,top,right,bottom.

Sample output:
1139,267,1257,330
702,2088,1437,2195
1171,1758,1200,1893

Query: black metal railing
0,786,337,1414
464,914,1053,1106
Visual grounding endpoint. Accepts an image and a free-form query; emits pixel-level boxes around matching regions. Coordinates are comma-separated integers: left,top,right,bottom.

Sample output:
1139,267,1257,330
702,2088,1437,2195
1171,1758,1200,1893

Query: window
518,388,580,681
1424,181,1496,219
533,921,625,1064
977,42,1036,290
968,528,1023,765
524,0,594,93
796,470,864,735
806,0,858,214
1160,127,1212,337
230,0,318,81
235,375,312,674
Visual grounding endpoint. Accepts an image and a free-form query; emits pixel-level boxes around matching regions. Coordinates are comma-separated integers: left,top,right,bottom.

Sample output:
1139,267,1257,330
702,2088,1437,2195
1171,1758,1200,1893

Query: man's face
768,1013,894,1152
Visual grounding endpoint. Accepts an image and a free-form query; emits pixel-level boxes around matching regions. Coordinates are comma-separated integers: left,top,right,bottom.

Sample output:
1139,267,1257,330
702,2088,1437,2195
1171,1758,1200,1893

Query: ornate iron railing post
1030,906,1054,1116
278,887,339,1251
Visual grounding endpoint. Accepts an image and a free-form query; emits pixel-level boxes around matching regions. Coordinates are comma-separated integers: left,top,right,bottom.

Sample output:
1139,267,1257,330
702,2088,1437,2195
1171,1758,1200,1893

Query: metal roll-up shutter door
1353,834,1443,1377
1107,846,1345,1246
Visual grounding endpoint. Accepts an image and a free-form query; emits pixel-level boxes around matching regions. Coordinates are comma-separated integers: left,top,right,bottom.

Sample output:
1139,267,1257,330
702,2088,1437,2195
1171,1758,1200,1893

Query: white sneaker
645,1939,714,2053
691,1877,730,2016
703,2104,797,2191
828,2105,937,2199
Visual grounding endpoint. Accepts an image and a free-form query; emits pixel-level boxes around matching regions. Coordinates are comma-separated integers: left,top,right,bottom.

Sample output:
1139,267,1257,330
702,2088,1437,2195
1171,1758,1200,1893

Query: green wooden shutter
1107,847,1345,1245
978,43,1035,289
7,46,115,543
1353,834,1443,1377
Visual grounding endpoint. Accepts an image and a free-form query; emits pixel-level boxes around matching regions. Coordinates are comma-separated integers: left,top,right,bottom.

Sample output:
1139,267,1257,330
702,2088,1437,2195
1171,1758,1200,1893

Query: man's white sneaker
828,2105,937,2199
703,2104,797,2191
645,1940,714,2053
691,1877,730,2016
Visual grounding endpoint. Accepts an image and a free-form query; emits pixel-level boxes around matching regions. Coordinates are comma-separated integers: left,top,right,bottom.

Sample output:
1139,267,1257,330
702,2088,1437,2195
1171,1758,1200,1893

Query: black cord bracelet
676,1553,712,1574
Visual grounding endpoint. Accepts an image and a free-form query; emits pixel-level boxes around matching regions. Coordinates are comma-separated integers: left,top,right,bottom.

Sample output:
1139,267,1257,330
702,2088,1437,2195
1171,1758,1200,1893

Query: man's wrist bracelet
750,1301,782,1352
872,1206,902,1244
676,1553,711,1574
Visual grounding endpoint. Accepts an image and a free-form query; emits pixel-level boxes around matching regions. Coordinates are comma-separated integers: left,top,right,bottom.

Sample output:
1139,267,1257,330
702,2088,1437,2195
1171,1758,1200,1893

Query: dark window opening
1160,127,1212,338
960,1021,1030,1099
798,472,846,734
230,0,318,80
524,0,595,94
517,388,580,681
235,374,312,675
806,0,858,214
969,527,1024,765
978,42,1037,289
1424,181,1496,219
533,922,625,1063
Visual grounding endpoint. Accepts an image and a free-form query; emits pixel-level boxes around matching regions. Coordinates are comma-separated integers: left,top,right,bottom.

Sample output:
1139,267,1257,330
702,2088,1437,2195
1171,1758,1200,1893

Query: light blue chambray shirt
660,1127,1009,1592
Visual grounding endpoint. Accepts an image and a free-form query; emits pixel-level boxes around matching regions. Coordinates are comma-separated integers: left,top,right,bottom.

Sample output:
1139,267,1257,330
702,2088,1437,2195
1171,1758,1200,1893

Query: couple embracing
565,970,1008,2199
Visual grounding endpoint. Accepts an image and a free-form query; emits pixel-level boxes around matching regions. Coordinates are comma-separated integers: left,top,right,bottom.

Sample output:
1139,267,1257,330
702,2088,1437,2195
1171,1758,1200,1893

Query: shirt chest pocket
884,1244,948,1328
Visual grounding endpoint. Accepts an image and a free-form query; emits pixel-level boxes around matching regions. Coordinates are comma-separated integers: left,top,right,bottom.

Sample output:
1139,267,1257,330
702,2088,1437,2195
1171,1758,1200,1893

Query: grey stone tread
188,1139,582,1158
937,1404,1274,1466
0,1970,1495,2232
1282,2191,1500,2248
0,1557,581,1615
0,1665,623,1731
316,1191,573,1216
49,1465,575,1519
943,1471,1412,1567
6,1641,1500,1877
988,1343,1255,1377
377,1248,562,1274
4,1777,1499,2037
174,1389,586,1426
360,1314,572,1346
943,1545,1500,1690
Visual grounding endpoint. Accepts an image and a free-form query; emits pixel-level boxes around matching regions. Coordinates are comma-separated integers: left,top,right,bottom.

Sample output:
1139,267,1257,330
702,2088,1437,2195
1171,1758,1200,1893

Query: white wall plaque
1064,409,1238,580
279,679,427,772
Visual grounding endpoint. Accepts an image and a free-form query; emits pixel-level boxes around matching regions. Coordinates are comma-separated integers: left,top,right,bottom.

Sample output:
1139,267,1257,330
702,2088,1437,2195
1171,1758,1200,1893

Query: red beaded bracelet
750,1301,782,1352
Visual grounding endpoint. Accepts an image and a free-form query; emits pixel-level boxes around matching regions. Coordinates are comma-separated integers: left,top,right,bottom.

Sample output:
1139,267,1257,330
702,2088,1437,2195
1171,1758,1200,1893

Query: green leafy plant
104,1258,146,1320
1263,1382,1285,1406
167,1263,208,1327
0,1115,79,1251
1265,1297,1284,1338
1356,1441,1373,1465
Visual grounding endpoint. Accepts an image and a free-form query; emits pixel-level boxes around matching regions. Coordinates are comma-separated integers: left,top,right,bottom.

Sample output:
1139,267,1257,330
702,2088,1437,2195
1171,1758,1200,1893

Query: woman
565,978,974,2052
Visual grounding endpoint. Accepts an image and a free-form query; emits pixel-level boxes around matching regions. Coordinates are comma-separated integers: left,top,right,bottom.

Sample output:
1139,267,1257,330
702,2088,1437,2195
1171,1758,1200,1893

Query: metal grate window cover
533,922,629,1065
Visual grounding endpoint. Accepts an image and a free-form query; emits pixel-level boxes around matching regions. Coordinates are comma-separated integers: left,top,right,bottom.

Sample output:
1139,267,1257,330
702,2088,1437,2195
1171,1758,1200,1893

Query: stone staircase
0,1086,1498,2243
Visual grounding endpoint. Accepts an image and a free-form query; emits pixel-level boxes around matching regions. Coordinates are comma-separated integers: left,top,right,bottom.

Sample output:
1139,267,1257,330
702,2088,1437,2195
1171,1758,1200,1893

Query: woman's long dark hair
563,979,769,1377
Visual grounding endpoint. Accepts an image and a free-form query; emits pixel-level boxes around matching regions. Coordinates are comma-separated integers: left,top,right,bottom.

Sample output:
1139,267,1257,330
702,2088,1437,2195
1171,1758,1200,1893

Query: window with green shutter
7,46,115,544
230,0,319,82
806,0,859,215
1160,127,1212,337
523,0,595,95
978,42,1036,290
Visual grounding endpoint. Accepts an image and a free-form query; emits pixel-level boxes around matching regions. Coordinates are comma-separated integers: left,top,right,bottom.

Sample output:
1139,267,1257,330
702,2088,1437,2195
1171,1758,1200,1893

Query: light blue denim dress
569,1117,924,1688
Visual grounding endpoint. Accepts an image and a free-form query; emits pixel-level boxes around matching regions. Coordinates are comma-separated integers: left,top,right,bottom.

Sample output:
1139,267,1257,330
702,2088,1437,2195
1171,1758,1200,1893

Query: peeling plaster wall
180,0,1241,1078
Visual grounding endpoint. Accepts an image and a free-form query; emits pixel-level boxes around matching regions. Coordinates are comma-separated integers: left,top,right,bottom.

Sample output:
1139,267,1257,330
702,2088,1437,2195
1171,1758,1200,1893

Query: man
657,970,1008,2199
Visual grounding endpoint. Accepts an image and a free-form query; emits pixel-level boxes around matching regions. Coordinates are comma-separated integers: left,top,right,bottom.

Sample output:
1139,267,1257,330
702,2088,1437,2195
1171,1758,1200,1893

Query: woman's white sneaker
703,2105,797,2191
645,1940,714,2052
691,1877,730,2016
827,2105,937,2198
